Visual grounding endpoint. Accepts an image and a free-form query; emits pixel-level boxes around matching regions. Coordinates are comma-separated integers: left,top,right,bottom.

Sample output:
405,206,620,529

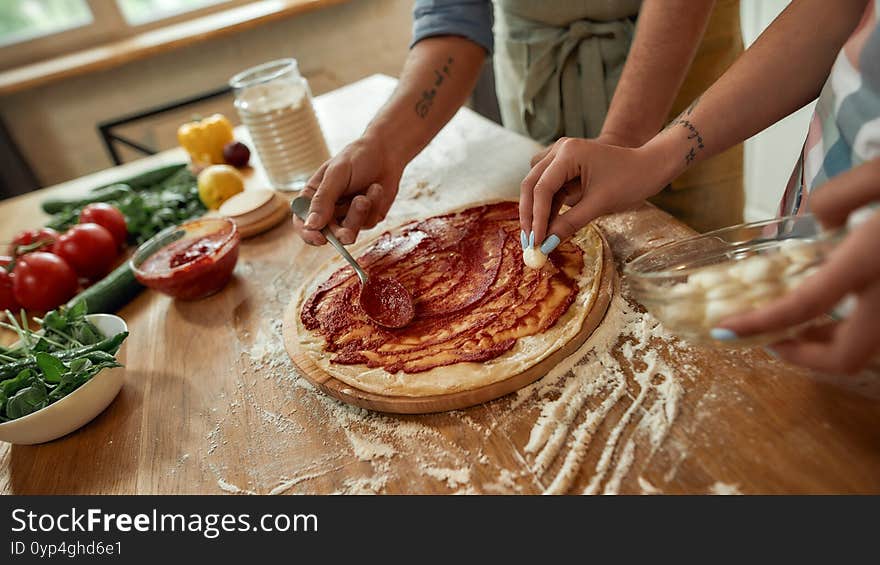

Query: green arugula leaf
0,368,33,398
6,381,48,419
67,358,92,373
72,321,101,346
35,352,66,383
67,300,87,321
42,309,67,332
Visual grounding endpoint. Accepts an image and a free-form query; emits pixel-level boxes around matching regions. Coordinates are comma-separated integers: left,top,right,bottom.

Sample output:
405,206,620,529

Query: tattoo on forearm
666,96,705,165
414,57,453,118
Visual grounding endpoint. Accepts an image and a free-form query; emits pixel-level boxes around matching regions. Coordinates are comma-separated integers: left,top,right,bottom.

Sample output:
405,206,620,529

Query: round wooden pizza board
282,229,616,414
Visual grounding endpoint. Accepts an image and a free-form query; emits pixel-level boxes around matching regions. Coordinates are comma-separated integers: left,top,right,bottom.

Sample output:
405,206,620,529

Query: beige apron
494,0,744,232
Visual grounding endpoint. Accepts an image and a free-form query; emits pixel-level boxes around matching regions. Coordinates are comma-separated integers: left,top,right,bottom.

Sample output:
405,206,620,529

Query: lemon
197,164,244,209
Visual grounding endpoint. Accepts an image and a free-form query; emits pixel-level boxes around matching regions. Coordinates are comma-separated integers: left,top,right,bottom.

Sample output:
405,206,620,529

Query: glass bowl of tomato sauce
130,217,240,300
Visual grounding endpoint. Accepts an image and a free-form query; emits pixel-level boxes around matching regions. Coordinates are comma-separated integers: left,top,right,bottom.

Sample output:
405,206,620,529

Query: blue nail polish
709,328,738,341
520,230,528,250
540,234,560,255
528,231,535,248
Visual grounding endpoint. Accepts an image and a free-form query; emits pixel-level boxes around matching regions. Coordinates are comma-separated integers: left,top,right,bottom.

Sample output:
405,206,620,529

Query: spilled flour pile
201,268,701,495
519,293,694,494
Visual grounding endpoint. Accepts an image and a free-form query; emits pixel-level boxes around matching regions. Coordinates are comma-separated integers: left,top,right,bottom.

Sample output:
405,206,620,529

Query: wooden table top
1,75,878,494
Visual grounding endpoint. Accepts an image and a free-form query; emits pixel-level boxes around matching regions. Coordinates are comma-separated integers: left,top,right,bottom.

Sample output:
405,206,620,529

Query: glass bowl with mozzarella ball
624,214,846,346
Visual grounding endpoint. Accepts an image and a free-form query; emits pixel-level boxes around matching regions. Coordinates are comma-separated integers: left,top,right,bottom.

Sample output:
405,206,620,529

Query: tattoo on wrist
666,96,705,165
415,56,453,119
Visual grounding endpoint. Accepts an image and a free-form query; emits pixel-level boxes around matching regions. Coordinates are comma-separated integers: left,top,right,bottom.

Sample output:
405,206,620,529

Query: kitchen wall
740,0,815,220
0,0,413,187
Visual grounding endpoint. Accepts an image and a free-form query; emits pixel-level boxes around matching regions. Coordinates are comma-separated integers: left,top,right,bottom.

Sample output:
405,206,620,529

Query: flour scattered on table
269,470,334,495
346,432,397,461
217,478,255,495
337,475,388,494
423,466,471,489
638,476,662,495
482,468,526,494
407,180,437,200
708,481,742,495
520,293,695,494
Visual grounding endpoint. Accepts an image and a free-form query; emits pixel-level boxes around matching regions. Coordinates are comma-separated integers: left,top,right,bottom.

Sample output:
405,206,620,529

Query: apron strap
498,16,634,143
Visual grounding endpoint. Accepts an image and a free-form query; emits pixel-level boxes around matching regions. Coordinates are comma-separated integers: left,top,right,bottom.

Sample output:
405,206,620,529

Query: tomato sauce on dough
301,202,584,373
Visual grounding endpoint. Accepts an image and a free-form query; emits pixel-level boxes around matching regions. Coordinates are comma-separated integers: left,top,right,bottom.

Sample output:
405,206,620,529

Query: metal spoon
291,196,414,328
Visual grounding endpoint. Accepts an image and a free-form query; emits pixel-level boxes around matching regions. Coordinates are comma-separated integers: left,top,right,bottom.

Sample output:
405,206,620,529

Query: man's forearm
364,36,486,169
648,0,868,182
600,0,715,147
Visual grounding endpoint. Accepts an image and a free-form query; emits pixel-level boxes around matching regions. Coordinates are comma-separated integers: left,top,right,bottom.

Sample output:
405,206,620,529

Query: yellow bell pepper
177,114,235,166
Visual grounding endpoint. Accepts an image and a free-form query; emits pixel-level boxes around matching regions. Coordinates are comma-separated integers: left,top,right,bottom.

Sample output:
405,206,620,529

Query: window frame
0,0,257,71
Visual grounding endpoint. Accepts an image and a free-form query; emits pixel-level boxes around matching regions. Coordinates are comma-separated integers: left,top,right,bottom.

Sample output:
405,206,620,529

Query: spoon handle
291,196,368,285
323,229,369,285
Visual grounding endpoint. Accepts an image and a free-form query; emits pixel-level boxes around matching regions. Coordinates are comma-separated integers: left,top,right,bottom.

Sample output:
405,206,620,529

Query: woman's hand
715,158,880,373
293,135,404,246
520,136,676,253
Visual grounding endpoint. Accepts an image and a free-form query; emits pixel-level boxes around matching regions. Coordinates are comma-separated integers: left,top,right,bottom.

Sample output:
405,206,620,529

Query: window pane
0,0,93,47
116,0,230,25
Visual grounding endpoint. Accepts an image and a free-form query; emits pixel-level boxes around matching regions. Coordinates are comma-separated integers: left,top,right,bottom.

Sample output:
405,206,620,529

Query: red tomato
80,203,128,247
0,256,19,311
12,252,78,311
54,223,118,280
8,227,59,256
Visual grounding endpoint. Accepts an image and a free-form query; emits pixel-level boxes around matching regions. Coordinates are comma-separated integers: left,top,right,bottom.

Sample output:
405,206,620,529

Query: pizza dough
292,201,605,397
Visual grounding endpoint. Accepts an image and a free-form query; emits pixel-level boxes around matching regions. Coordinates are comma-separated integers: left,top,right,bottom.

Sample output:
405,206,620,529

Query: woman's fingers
770,284,880,373
544,196,606,247
810,158,880,228
720,214,880,337
520,150,555,236
531,157,574,246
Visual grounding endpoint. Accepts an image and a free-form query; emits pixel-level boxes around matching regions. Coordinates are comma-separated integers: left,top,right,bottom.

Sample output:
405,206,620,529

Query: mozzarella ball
785,265,821,292
747,282,783,306
660,301,705,330
689,267,730,289
523,247,548,269
668,281,701,297
706,282,743,301
728,255,784,283
779,238,819,265
705,298,750,326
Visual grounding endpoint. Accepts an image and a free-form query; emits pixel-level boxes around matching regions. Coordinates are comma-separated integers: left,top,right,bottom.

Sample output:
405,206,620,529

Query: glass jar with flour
230,58,330,191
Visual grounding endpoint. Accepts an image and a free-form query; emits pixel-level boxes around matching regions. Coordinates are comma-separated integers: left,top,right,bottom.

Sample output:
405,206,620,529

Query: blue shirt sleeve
411,0,494,54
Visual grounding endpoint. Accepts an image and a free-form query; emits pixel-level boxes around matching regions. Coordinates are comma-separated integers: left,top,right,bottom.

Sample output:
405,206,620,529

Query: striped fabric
780,0,880,216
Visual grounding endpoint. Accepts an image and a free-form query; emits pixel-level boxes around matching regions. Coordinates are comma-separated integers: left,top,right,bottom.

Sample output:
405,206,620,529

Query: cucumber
67,262,143,315
105,163,187,192
41,184,134,214
40,163,187,214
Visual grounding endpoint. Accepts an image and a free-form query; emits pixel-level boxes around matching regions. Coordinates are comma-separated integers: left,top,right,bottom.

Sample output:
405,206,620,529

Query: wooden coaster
235,196,290,238
219,189,277,223
219,189,290,238
281,230,616,414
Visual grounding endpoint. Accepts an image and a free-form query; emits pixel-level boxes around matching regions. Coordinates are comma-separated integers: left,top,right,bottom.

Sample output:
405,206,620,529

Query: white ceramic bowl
0,314,128,445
